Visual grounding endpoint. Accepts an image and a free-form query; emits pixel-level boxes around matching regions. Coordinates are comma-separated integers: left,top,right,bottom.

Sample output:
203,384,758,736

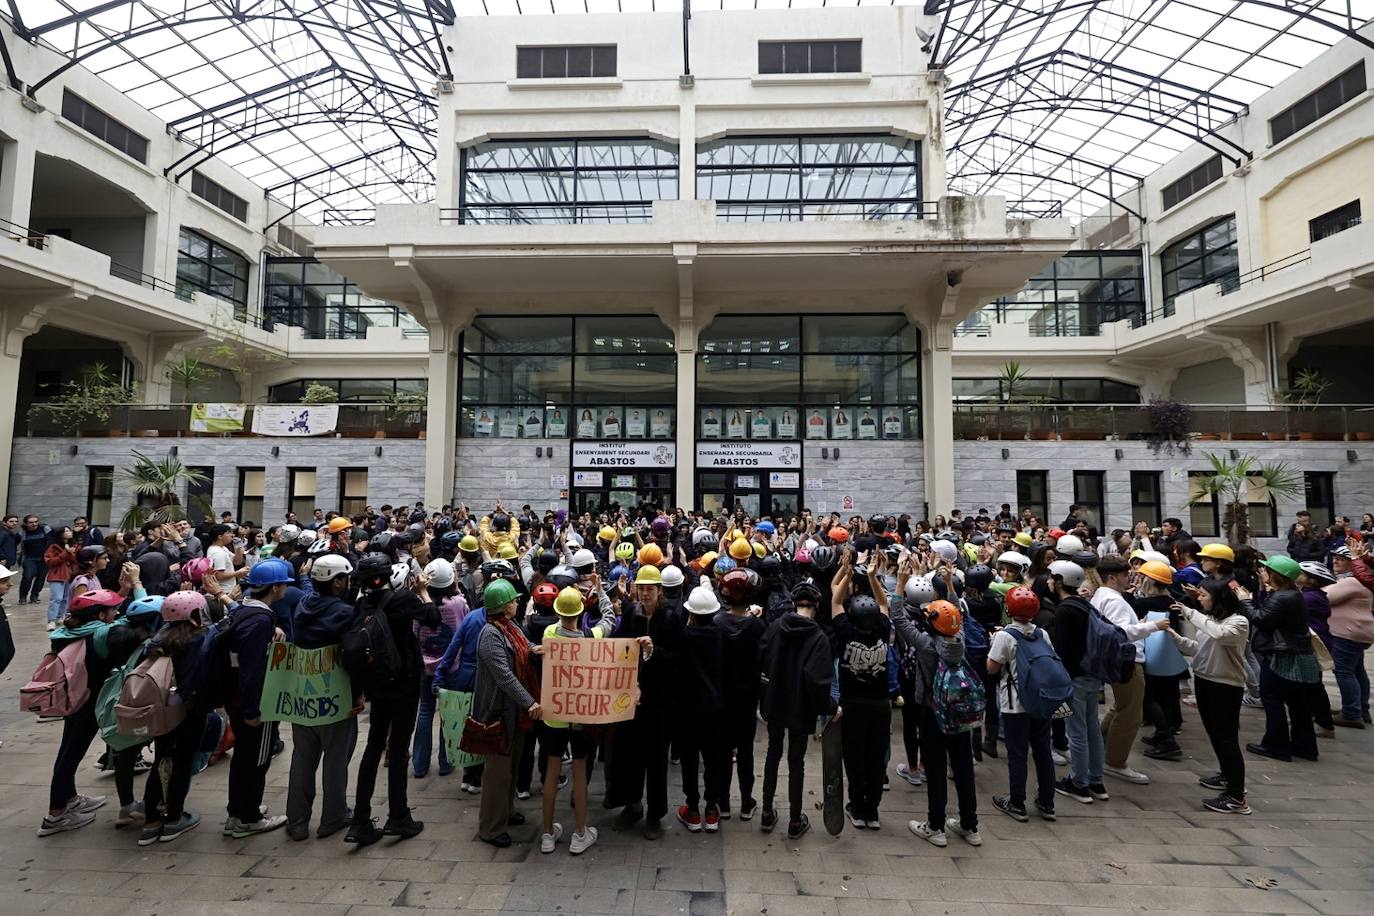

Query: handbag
459,715,510,756
1310,630,1334,673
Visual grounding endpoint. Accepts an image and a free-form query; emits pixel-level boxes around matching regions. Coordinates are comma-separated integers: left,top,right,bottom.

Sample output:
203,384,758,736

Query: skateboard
821,716,844,836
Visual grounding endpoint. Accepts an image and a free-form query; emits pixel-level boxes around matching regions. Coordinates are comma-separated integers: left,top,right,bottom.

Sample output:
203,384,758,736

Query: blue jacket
227,599,277,720
293,592,357,650
270,585,305,641
435,606,487,691
0,527,19,566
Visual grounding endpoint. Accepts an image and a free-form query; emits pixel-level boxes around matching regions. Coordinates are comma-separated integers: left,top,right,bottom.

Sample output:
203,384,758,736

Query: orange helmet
924,599,962,636
1137,560,1174,585
829,527,849,544
638,543,664,567
1005,586,1041,622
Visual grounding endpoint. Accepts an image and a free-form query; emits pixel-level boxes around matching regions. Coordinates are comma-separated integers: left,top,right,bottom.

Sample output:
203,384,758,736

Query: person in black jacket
714,569,767,821
1048,565,1107,805
831,553,893,831
1247,556,1319,762
674,585,726,833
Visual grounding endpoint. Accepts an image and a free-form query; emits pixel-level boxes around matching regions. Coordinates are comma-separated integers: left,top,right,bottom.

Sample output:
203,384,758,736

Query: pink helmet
181,556,212,586
161,590,207,623
794,547,812,566
68,588,125,615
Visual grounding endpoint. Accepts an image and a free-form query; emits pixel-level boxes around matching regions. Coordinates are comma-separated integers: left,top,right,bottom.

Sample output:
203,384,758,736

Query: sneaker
642,818,662,841
1145,743,1183,761
159,812,200,843
992,795,1029,823
866,816,881,830
1035,800,1056,822
132,755,153,774
460,781,482,794
138,822,162,846
515,789,532,800
46,621,57,632
222,817,240,837
480,832,512,848
882,780,890,792
1198,772,1228,791
786,814,810,839
947,822,983,846
540,823,564,853
38,808,96,836
116,802,146,826
1316,726,1336,739
739,799,757,821
676,805,702,832
896,763,926,786
718,806,731,820
506,811,526,827
71,794,107,814
287,824,309,841
230,815,287,838
1051,750,1069,766
1054,778,1092,804
846,804,865,829
908,820,947,847
317,809,353,839
569,825,599,855
1241,695,1264,709
557,773,569,791
760,808,778,833
1104,765,1150,784
612,803,644,831
1332,717,1365,729
1202,794,1252,816
383,815,425,839
345,819,384,846
1088,783,1110,801
703,807,721,833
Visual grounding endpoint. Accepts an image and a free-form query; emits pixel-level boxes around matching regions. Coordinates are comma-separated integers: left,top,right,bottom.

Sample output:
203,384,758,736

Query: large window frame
1017,471,1049,525
1073,470,1106,533
1269,62,1366,145
86,466,114,529
177,227,250,309
1130,471,1162,529
1188,471,1277,538
288,468,317,522
975,250,1146,335
1309,200,1361,243
1303,471,1336,531
187,466,214,527
190,171,248,222
1160,155,1223,211
61,90,148,163
459,137,678,224
1160,216,1239,313
951,377,1140,404
237,467,265,528
758,40,861,74
516,45,617,79
264,258,421,340
697,134,923,222
339,469,369,519
268,378,426,403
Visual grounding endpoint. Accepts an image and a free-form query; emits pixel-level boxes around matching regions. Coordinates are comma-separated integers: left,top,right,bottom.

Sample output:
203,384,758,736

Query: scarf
492,615,537,730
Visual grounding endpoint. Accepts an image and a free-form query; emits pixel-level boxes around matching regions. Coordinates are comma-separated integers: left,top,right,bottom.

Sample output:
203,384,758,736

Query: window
975,250,1146,335
340,469,368,518
1073,471,1105,532
267,378,425,403
264,258,421,339
1160,155,1223,211
516,45,616,79
186,467,214,527
1309,200,1362,243
1130,471,1162,529
697,134,922,221
1017,471,1048,525
1245,475,1278,539
238,468,265,528
1304,472,1336,531
191,171,248,222
951,377,1139,404
1269,63,1367,145
60,90,148,163
758,40,861,74
1160,216,1239,312
460,138,677,224
86,467,113,529
289,469,317,522
1187,471,1219,538
177,228,250,308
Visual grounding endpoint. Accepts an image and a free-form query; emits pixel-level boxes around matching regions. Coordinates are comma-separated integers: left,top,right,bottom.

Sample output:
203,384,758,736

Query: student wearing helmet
1295,562,1338,739
1046,562,1108,806
715,569,766,823
674,584,727,834
1248,555,1319,762
961,563,1004,760
515,581,564,802
1198,543,1236,584
434,560,502,795
659,565,686,607
1134,559,1187,761
409,558,467,782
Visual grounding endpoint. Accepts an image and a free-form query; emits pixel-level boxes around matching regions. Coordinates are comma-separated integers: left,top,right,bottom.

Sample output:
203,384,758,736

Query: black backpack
340,591,403,689
202,603,274,708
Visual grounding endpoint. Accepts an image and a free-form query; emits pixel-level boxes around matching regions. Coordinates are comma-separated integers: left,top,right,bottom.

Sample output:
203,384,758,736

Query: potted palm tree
1184,452,1302,545
117,452,213,530
28,363,137,437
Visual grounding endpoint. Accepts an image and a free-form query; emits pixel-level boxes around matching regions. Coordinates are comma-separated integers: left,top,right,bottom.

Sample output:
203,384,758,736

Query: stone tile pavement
1,593,1372,915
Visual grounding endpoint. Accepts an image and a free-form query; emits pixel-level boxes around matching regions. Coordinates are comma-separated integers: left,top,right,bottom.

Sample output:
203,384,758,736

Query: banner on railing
189,403,245,433
251,404,338,437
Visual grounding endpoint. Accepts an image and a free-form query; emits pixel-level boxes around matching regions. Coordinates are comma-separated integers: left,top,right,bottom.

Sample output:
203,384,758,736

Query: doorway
696,471,800,519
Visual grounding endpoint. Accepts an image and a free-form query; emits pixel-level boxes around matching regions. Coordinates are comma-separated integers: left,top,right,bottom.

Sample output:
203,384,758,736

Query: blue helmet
714,555,737,575
126,594,165,621
756,520,776,536
245,557,294,589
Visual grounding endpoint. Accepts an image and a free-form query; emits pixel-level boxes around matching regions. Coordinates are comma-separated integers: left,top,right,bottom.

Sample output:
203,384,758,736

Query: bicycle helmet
963,564,994,591
903,574,937,608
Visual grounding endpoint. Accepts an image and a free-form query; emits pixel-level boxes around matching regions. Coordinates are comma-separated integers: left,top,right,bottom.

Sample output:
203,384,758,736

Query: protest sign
260,643,351,726
437,688,485,769
542,637,640,724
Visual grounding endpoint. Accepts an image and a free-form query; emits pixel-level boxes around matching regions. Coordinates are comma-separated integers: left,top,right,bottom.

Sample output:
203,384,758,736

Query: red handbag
459,715,509,756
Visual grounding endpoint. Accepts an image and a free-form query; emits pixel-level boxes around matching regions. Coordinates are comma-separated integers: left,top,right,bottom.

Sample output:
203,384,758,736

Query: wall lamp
1114,448,1124,460
69,445,79,456
1000,448,1010,460
1228,449,1240,460
270,446,280,458
821,447,829,459
169,446,178,457
1348,449,1359,463
546,447,554,460
832,447,840,460
374,446,383,457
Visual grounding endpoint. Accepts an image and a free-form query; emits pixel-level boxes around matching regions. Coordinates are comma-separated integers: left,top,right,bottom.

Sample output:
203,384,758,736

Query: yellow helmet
554,586,585,617
752,541,767,559
1013,531,1033,547
598,526,616,543
729,538,752,561
1198,543,1235,563
1137,560,1175,585
497,542,518,560
634,565,662,586
700,551,718,568
458,534,479,553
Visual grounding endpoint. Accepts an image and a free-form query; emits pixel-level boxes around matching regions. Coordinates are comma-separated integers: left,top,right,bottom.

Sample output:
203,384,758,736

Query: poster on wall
626,408,646,438
473,408,494,437
770,472,800,489
522,408,544,438
751,408,772,439
856,408,878,439
805,408,827,439
701,408,721,439
546,407,568,438
576,409,598,438
831,407,853,440
601,407,622,438
882,407,902,439
498,409,519,438
252,404,338,437
650,408,673,438
726,409,747,439
190,403,245,433
573,470,604,487
612,474,635,488
777,409,797,439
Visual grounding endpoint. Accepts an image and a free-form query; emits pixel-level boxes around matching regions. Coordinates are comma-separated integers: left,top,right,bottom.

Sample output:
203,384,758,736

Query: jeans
354,689,420,823
1002,712,1055,810
919,705,977,832
411,675,450,777
761,721,808,823
46,580,67,623
840,698,891,821
1329,636,1371,721
21,556,45,603
1243,642,1262,699
1193,677,1244,798
1066,675,1104,788
49,699,100,811
1258,657,1318,760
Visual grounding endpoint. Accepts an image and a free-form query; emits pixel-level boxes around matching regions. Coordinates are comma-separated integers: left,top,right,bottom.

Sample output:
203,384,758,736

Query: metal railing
255,305,428,340
956,303,1149,338
951,403,1374,441
714,199,939,222
1310,215,1362,243
23,403,428,439
1222,248,1310,296
1007,199,1065,219
109,261,193,300
2,217,46,250
442,202,656,224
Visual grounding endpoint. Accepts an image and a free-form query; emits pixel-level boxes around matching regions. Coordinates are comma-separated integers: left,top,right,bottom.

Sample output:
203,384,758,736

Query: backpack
96,646,149,751
1005,626,1074,719
959,608,990,662
203,604,274,706
20,638,89,717
931,657,987,735
115,655,188,739
1083,607,1137,685
340,592,403,687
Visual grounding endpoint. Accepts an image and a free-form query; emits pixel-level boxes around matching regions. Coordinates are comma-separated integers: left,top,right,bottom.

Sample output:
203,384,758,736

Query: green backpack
95,644,149,752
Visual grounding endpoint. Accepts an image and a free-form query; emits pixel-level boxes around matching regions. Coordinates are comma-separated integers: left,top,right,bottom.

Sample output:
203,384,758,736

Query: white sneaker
1104,766,1150,785
46,621,57,632
516,790,532,800
37,808,96,836
570,825,599,855
1051,750,1069,766
229,814,287,838
223,817,240,836
895,763,925,786
540,823,563,854
947,822,983,847
908,820,947,847
116,802,146,827
866,817,881,830
461,782,481,795
71,794,107,814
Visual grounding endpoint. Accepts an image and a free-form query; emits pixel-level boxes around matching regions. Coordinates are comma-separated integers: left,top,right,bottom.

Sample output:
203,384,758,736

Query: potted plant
300,382,339,405
27,362,137,436
381,388,427,438
1184,453,1302,545
1280,368,1334,440
1143,398,1192,454
117,452,213,530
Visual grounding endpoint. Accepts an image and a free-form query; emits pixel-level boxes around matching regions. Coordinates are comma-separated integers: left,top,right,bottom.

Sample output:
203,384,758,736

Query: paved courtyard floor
2,595,1371,916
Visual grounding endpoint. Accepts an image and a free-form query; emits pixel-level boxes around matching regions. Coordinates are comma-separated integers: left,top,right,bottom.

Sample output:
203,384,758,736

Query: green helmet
621,526,636,540
483,578,518,610
1261,554,1301,582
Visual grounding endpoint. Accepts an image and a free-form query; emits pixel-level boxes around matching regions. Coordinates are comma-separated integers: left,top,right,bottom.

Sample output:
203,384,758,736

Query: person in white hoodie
1091,557,1166,785
1325,546,1373,728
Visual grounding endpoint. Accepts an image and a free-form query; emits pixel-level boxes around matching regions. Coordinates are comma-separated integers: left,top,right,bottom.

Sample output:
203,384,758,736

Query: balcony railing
952,403,1374,441
2,217,47,250
1221,248,1309,297
956,303,1148,338
442,203,656,224
713,199,939,222
110,261,193,300
23,403,428,439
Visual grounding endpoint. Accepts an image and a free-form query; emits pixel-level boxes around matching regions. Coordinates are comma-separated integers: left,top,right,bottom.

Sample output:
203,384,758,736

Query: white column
921,336,955,517
424,324,459,510
0,343,22,514
0,138,35,229
675,343,695,511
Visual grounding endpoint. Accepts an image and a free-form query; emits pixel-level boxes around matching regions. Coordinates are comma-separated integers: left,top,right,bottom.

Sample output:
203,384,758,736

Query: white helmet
310,554,353,583
903,574,937,608
997,550,1031,570
802,538,819,551
1298,561,1337,585
308,536,333,555
1054,534,1085,555
389,562,411,590
1048,560,1085,588
931,540,959,563
424,558,456,589
296,528,317,547
571,548,597,571
660,565,685,588
1136,550,1170,566
565,531,583,548
278,524,301,544
685,585,721,616
691,528,716,548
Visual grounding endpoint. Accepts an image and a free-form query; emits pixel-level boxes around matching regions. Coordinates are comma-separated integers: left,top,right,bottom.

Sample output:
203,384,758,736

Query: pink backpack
115,655,186,739
20,639,90,717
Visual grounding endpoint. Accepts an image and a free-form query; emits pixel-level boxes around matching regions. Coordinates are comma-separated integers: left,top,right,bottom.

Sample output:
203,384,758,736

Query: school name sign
260,643,352,726
542,638,640,724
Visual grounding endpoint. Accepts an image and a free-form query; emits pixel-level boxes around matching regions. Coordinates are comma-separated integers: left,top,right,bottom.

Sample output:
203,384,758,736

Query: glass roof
4,1,1369,226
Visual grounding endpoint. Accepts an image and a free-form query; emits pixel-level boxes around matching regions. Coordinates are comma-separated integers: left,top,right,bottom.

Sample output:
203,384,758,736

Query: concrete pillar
0,344,22,514
921,334,955,517
0,137,35,229
424,323,460,510
678,84,696,202
675,337,696,511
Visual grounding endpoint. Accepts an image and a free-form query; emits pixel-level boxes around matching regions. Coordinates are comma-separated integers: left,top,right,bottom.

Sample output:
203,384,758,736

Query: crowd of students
2,499,1371,853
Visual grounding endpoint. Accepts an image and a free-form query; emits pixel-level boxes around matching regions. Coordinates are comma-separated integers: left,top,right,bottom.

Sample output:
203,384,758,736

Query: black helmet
76,545,107,566
439,530,463,549
964,564,995,591
355,552,393,591
810,545,837,573
851,564,872,595
491,513,511,532
868,514,889,534
407,522,425,538
790,579,823,605
370,531,395,555
1071,550,1098,569
547,564,578,589
482,559,516,582
760,554,783,578
537,549,560,574
970,533,989,546
848,595,881,616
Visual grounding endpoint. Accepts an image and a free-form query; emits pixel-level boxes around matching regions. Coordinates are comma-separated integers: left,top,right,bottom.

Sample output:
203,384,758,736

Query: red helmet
924,599,962,636
68,588,124,615
1047,527,1067,540
533,582,560,608
1005,586,1041,622
719,568,757,605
